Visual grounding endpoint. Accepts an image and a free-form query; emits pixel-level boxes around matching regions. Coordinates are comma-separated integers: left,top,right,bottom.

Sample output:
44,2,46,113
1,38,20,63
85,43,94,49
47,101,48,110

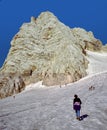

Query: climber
73,94,82,120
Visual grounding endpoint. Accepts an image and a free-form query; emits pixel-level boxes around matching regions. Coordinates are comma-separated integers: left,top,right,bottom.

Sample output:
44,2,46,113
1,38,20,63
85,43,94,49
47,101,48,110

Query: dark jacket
73,97,82,110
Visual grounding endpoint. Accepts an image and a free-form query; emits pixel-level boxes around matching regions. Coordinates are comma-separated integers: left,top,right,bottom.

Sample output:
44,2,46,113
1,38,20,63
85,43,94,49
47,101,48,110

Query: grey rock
0,11,104,98
0,74,25,99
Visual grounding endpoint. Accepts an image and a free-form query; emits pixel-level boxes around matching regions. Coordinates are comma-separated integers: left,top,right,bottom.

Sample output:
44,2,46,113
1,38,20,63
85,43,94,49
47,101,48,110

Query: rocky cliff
0,74,25,98
0,11,103,98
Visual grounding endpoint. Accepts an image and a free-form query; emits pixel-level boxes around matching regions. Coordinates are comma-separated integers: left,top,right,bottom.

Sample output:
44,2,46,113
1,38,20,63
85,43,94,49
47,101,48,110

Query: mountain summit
0,11,105,98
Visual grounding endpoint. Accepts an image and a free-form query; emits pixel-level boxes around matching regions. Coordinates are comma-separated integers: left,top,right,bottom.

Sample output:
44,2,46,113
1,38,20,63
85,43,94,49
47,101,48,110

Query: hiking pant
75,110,80,118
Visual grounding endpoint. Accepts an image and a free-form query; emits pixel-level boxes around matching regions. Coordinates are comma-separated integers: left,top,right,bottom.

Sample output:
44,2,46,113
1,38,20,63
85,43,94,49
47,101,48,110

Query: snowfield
86,50,107,75
0,51,107,130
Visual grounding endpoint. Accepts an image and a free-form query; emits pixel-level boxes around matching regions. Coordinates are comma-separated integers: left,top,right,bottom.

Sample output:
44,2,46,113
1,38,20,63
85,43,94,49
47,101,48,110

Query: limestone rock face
0,74,25,99
101,44,107,52
0,11,103,88
72,28,102,51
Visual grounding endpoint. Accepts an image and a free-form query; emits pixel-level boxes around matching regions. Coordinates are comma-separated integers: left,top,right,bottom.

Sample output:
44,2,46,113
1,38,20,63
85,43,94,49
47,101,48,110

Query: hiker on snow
73,94,82,120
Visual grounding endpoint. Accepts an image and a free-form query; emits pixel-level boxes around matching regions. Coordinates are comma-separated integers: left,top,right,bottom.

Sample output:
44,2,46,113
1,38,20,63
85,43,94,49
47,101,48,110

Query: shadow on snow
80,114,89,121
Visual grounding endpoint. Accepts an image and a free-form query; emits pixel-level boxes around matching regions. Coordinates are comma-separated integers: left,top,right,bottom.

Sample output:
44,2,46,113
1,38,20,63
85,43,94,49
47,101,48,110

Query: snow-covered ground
86,50,107,75
0,51,107,130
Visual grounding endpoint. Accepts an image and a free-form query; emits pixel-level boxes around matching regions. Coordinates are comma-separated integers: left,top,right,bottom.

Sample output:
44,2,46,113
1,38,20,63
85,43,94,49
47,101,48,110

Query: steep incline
0,11,102,86
86,50,107,75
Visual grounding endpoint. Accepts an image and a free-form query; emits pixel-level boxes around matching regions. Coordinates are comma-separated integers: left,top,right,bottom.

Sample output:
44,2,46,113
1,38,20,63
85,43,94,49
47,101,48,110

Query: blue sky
0,0,107,67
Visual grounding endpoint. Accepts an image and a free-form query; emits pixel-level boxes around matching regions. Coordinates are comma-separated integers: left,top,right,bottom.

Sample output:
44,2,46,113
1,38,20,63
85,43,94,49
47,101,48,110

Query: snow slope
0,51,107,130
86,50,107,75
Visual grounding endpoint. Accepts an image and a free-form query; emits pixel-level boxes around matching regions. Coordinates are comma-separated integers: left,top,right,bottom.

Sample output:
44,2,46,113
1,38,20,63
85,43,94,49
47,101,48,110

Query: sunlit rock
0,11,103,90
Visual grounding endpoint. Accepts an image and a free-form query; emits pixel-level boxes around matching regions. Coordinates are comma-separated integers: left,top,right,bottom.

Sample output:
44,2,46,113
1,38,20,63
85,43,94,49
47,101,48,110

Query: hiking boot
76,117,81,121
78,118,81,121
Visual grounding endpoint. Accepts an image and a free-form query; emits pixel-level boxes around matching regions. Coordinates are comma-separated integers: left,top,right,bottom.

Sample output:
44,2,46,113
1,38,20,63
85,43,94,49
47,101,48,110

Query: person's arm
79,99,82,104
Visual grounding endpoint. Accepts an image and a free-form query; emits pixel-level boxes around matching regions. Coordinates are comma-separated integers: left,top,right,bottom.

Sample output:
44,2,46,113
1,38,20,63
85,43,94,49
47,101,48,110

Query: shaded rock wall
0,74,25,98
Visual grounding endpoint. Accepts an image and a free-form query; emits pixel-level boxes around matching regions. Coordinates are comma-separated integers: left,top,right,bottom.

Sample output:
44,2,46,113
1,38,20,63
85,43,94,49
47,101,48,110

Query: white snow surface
0,51,107,130
86,50,107,75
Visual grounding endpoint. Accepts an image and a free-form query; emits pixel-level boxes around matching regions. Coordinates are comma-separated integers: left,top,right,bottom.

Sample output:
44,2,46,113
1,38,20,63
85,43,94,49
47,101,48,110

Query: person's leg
77,110,80,120
75,110,77,118
75,110,78,119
